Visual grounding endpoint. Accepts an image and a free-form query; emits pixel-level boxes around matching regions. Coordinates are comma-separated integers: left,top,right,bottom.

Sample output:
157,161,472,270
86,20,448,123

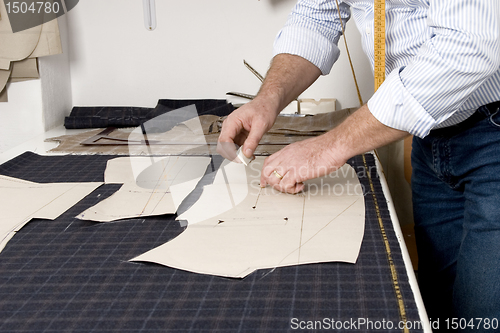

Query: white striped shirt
273,0,500,137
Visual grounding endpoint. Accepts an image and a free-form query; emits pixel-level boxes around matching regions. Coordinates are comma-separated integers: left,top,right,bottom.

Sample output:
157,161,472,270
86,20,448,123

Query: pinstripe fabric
274,0,500,137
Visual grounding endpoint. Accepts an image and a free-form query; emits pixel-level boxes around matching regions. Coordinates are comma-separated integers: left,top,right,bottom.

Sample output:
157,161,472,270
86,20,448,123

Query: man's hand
217,54,322,161
260,134,345,194
259,105,410,194
217,98,278,162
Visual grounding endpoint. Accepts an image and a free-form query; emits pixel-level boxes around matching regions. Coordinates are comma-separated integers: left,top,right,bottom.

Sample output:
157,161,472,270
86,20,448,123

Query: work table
0,126,430,332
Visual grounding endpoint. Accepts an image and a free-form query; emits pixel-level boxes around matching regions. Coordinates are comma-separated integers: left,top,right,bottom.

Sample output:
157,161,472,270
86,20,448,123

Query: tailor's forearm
254,54,322,114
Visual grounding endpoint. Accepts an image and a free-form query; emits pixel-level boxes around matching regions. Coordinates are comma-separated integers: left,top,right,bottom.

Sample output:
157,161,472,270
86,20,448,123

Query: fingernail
245,148,253,157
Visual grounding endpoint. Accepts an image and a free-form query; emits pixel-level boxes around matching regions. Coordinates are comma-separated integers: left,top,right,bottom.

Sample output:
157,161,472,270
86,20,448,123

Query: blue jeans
412,102,500,332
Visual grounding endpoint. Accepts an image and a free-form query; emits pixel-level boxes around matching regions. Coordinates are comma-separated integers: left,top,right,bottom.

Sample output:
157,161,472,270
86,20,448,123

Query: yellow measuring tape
373,3,410,332
374,0,386,92
336,1,410,331
363,155,410,333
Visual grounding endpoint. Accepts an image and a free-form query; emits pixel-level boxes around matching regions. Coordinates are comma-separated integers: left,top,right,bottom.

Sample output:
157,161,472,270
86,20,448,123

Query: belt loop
486,101,500,115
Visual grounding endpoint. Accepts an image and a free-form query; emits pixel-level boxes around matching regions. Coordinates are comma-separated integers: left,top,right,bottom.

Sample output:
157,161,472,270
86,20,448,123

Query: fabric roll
64,99,235,129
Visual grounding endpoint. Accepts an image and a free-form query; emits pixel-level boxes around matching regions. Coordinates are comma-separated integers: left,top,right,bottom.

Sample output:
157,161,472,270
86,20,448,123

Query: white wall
39,14,73,131
1,0,374,154
0,80,44,153
65,0,373,108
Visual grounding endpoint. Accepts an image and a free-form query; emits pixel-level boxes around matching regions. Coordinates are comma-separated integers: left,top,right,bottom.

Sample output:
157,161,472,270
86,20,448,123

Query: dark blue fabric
64,99,234,129
0,153,422,332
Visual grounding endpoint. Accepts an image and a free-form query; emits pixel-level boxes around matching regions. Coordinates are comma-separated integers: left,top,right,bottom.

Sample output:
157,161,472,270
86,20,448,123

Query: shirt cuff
367,68,437,138
273,25,341,76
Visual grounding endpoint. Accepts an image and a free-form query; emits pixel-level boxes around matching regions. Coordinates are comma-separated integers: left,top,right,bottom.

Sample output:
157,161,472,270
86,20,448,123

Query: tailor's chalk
236,147,254,166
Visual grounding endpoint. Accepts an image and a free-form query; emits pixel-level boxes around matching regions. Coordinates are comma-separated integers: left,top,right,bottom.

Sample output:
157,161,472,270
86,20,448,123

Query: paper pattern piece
0,175,102,253
77,156,211,222
0,1,62,101
0,3,61,69
0,83,7,102
10,57,39,82
175,160,249,225
0,9,42,70
0,66,10,101
28,16,62,58
132,157,365,278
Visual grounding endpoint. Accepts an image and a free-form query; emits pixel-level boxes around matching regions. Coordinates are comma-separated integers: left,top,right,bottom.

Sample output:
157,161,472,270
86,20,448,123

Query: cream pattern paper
0,175,102,253
77,156,211,222
132,157,365,278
